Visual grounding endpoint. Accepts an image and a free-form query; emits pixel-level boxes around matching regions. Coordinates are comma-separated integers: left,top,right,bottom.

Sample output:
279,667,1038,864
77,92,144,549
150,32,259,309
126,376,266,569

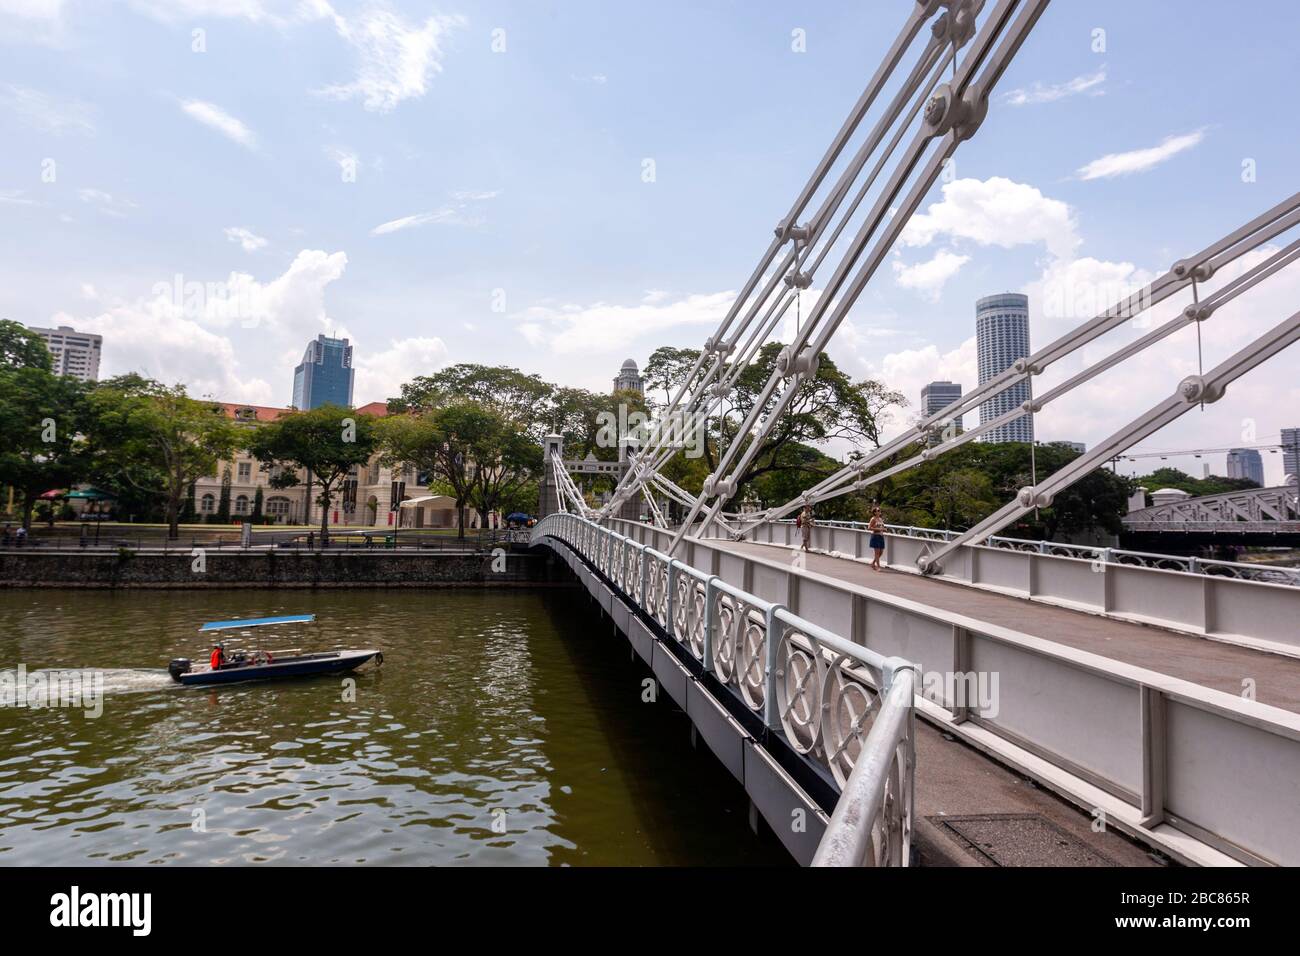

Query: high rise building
920,380,962,443
613,358,644,395
975,293,1033,443
1226,448,1265,486
27,324,102,382
292,334,354,410
1283,428,1300,484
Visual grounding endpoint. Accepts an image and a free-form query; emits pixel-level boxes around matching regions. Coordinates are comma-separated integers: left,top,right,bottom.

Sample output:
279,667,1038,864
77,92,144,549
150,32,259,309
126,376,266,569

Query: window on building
266,497,291,517
234,495,249,515
200,494,215,513
237,462,251,482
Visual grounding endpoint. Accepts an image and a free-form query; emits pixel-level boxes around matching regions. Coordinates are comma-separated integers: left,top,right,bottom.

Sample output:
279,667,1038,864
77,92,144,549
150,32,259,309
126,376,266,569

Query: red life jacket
210,648,223,670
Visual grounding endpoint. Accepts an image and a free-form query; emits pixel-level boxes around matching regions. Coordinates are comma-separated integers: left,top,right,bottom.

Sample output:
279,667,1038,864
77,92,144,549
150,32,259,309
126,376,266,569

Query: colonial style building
193,400,448,528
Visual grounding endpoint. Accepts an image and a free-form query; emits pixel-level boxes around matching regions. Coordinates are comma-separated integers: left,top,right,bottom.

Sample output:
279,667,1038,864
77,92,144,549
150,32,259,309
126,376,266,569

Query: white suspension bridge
530,0,1300,868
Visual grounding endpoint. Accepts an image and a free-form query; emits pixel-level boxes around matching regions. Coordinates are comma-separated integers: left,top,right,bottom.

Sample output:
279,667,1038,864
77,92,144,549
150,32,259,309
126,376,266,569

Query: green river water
0,587,788,866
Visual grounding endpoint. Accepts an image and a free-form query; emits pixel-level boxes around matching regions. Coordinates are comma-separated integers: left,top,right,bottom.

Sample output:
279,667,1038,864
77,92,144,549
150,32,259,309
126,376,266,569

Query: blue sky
3,0,1299,482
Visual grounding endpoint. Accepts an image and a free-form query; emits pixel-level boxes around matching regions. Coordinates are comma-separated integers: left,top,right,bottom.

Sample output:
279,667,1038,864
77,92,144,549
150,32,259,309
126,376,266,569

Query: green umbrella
65,487,116,500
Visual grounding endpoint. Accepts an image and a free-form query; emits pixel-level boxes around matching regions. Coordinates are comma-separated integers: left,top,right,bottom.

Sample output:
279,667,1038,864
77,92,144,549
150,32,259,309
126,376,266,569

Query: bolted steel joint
783,270,813,290
1172,258,1215,281
1177,374,1226,405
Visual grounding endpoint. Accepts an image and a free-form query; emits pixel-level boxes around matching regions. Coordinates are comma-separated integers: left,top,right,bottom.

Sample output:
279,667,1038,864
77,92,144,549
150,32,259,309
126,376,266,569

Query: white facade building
28,324,102,382
975,294,1033,443
613,358,644,395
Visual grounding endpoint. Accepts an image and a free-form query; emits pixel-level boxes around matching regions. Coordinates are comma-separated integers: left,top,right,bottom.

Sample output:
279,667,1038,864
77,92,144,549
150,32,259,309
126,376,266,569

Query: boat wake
0,667,175,695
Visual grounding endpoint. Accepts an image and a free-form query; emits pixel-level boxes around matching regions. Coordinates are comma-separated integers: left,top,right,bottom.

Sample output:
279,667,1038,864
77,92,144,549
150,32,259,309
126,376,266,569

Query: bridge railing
609,517,1300,866
805,519,1300,586
746,518,1300,656
533,512,918,867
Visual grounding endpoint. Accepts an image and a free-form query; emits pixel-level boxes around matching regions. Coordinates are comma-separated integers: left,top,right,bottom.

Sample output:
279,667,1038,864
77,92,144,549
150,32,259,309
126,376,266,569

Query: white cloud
892,249,970,301
0,84,94,134
70,303,275,403
513,289,735,356
370,209,462,235
353,336,450,405
51,249,353,405
1002,66,1106,106
0,189,36,205
307,2,466,112
180,100,257,149
902,176,1078,259
370,191,495,235
224,226,268,252
1077,129,1205,181
127,0,285,21
77,188,136,217
867,337,978,430
0,0,68,44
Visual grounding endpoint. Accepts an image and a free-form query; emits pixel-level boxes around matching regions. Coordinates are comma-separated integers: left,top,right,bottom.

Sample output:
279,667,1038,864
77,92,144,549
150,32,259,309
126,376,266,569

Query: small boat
167,614,382,686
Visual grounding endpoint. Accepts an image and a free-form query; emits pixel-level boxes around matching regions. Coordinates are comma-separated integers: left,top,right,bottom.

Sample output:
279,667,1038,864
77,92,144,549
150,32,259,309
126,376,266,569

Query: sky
3,0,1299,484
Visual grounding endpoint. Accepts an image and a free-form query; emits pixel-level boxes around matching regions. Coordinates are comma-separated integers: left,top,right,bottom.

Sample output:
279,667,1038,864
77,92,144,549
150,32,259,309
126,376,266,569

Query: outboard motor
168,658,192,682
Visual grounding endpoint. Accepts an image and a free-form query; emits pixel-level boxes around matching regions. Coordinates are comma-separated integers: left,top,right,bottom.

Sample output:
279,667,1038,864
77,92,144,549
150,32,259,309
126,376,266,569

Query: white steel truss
597,0,1300,568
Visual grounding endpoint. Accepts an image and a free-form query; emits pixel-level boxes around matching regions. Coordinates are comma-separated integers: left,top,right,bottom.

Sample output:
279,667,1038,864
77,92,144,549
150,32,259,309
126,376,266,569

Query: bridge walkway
715,539,1300,714
912,721,1160,866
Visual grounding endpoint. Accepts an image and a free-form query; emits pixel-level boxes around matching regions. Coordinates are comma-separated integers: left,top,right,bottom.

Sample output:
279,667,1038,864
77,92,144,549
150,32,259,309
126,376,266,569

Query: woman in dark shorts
867,505,886,570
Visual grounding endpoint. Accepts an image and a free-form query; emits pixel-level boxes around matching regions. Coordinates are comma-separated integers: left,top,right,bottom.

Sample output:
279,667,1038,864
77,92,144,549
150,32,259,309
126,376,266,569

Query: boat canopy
199,614,316,633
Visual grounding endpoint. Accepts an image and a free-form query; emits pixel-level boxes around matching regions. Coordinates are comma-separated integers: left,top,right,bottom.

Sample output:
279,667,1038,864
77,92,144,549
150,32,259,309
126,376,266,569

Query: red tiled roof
217,402,293,422
354,401,391,417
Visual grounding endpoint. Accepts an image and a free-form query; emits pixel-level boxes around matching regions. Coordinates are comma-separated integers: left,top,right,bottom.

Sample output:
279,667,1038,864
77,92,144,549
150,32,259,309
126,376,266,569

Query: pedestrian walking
799,503,814,552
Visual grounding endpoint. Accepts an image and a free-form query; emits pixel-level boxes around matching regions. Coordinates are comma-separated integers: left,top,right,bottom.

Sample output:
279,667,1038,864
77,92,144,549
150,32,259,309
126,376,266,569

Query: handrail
770,518,1300,586
531,512,917,867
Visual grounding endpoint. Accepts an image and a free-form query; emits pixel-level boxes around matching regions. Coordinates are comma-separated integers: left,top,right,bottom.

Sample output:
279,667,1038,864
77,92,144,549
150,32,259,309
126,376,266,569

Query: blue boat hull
174,650,381,686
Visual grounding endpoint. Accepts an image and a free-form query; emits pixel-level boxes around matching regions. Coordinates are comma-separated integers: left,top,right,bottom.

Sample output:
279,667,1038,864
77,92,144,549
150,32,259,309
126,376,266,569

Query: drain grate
929,813,1119,867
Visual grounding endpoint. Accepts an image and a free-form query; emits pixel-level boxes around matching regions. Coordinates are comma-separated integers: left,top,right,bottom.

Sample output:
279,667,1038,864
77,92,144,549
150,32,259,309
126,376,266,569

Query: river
0,587,787,866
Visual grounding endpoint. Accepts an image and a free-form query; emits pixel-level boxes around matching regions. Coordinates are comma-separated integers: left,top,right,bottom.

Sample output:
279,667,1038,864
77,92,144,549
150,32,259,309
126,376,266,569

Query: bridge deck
715,540,1300,714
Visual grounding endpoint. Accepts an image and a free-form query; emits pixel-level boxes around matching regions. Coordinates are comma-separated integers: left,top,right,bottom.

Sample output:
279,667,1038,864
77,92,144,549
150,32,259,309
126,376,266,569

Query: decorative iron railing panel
532,513,917,867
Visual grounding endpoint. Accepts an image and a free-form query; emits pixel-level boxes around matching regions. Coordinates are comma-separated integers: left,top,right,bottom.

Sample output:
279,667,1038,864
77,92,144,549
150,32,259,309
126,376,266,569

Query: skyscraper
292,334,354,410
920,381,963,422
920,380,962,443
1226,448,1265,486
975,293,1033,443
1283,428,1300,483
27,324,102,382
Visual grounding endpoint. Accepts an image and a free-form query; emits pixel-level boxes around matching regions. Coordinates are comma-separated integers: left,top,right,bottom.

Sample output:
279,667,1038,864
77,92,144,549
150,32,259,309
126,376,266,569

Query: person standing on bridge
867,506,886,571
799,503,814,552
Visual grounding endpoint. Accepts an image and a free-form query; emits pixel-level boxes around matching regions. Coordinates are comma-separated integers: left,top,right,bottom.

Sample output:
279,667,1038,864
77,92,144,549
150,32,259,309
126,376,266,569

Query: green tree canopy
379,401,541,537
0,367,90,529
247,403,379,545
87,376,241,538
644,342,905,500
0,319,53,372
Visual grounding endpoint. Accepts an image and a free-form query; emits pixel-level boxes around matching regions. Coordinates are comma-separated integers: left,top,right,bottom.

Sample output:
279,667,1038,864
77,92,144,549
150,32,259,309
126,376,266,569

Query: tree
0,367,90,530
860,440,1132,540
644,342,905,501
0,319,53,372
252,486,264,523
379,402,537,539
216,466,232,523
248,403,379,546
87,377,241,539
391,364,554,441
1134,467,1259,500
